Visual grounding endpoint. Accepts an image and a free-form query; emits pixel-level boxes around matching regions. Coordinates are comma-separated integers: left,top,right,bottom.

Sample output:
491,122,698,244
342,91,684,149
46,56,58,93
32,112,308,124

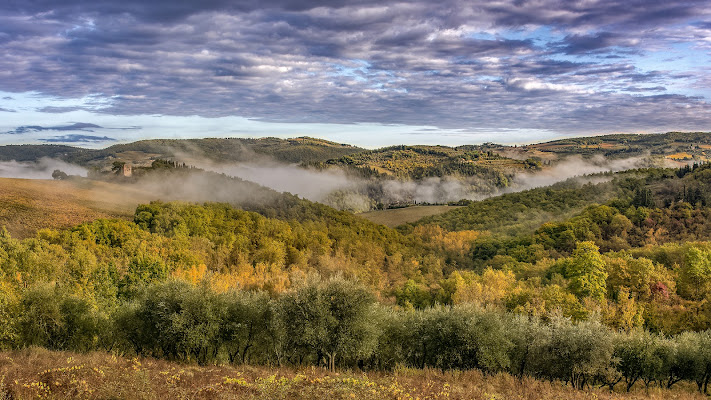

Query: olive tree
275,276,380,371
220,289,273,364
18,284,103,351
116,280,223,364
396,305,511,372
531,317,614,389
675,331,711,393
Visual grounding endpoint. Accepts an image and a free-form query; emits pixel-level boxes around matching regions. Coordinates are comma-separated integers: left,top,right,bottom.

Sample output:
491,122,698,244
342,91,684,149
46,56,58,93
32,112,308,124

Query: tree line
5,276,711,393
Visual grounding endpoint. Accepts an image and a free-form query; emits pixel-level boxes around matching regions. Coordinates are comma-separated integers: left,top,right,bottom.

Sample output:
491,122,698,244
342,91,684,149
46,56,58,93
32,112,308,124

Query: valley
2,132,711,398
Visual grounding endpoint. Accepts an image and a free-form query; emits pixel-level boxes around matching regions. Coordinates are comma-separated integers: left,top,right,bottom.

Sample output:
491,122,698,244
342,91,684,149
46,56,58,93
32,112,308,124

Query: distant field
358,205,462,227
667,152,694,160
0,178,152,238
580,143,624,150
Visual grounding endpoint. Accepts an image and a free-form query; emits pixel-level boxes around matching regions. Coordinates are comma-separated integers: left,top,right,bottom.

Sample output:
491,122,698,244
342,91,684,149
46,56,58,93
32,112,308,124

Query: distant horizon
0,118,701,150
0,129,691,150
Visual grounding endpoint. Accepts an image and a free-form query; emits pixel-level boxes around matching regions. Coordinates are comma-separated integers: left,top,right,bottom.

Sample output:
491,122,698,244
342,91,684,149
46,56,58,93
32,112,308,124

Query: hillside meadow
0,178,146,238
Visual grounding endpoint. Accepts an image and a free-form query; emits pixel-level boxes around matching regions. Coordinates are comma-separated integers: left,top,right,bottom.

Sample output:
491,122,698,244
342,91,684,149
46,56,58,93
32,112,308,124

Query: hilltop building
121,163,132,177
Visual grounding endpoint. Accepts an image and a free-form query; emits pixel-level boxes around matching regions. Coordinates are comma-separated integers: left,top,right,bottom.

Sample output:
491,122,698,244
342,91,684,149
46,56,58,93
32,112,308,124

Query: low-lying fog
0,158,87,179
0,153,670,212
194,154,663,210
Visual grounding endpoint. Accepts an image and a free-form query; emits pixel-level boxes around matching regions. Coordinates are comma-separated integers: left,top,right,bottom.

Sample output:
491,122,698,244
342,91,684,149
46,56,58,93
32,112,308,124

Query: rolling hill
0,177,147,238
0,137,363,169
5,152,711,398
316,144,537,180
522,131,711,162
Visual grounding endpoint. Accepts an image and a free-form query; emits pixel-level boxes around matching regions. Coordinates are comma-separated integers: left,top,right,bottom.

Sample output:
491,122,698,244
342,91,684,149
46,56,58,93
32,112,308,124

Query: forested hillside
0,137,362,166
5,137,711,397
524,131,711,160
404,175,624,235
313,144,536,181
3,132,709,214
2,131,709,173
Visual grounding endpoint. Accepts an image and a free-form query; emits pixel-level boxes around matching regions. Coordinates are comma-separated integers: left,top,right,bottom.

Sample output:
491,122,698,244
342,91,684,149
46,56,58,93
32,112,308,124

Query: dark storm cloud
4,122,141,134
0,0,709,137
3,0,384,23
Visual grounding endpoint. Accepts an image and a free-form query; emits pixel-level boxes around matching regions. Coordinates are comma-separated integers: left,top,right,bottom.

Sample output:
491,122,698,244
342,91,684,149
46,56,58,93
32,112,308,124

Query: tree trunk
517,348,529,380
326,352,337,372
626,376,638,392
241,344,253,364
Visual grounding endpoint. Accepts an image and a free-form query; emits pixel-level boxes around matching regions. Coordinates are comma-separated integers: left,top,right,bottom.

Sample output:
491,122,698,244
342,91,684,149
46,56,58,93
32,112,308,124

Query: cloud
507,77,592,93
39,134,117,143
0,0,709,140
552,32,635,55
37,106,86,113
2,123,140,141
4,123,102,135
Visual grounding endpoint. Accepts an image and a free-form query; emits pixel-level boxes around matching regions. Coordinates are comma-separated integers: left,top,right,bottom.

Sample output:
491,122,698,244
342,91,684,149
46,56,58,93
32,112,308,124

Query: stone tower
122,163,132,177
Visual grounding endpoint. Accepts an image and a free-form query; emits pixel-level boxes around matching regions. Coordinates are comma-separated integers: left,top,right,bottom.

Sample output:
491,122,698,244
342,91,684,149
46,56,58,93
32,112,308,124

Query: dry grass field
0,178,153,238
358,205,462,227
666,152,694,160
0,349,703,400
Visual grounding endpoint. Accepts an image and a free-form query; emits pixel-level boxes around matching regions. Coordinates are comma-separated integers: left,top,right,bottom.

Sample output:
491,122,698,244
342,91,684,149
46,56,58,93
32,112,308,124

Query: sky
0,0,710,148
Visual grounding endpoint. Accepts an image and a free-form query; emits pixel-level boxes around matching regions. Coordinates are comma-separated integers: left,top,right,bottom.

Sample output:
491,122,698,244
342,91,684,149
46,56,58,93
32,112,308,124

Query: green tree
678,246,711,300
51,169,68,180
275,276,380,371
566,241,608,301
117,281,223,364
394,279,432,309
111,161,126,172
505,314,547,379
531,317,614,389
0,283,19,349
675,330,711,393
220,290,272,364
615,330,658,391
18,285,103,351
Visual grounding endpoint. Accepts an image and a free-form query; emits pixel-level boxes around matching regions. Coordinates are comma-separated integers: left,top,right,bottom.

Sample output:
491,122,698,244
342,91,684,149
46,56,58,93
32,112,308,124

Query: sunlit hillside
0,137,363,170
0,178,150,238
